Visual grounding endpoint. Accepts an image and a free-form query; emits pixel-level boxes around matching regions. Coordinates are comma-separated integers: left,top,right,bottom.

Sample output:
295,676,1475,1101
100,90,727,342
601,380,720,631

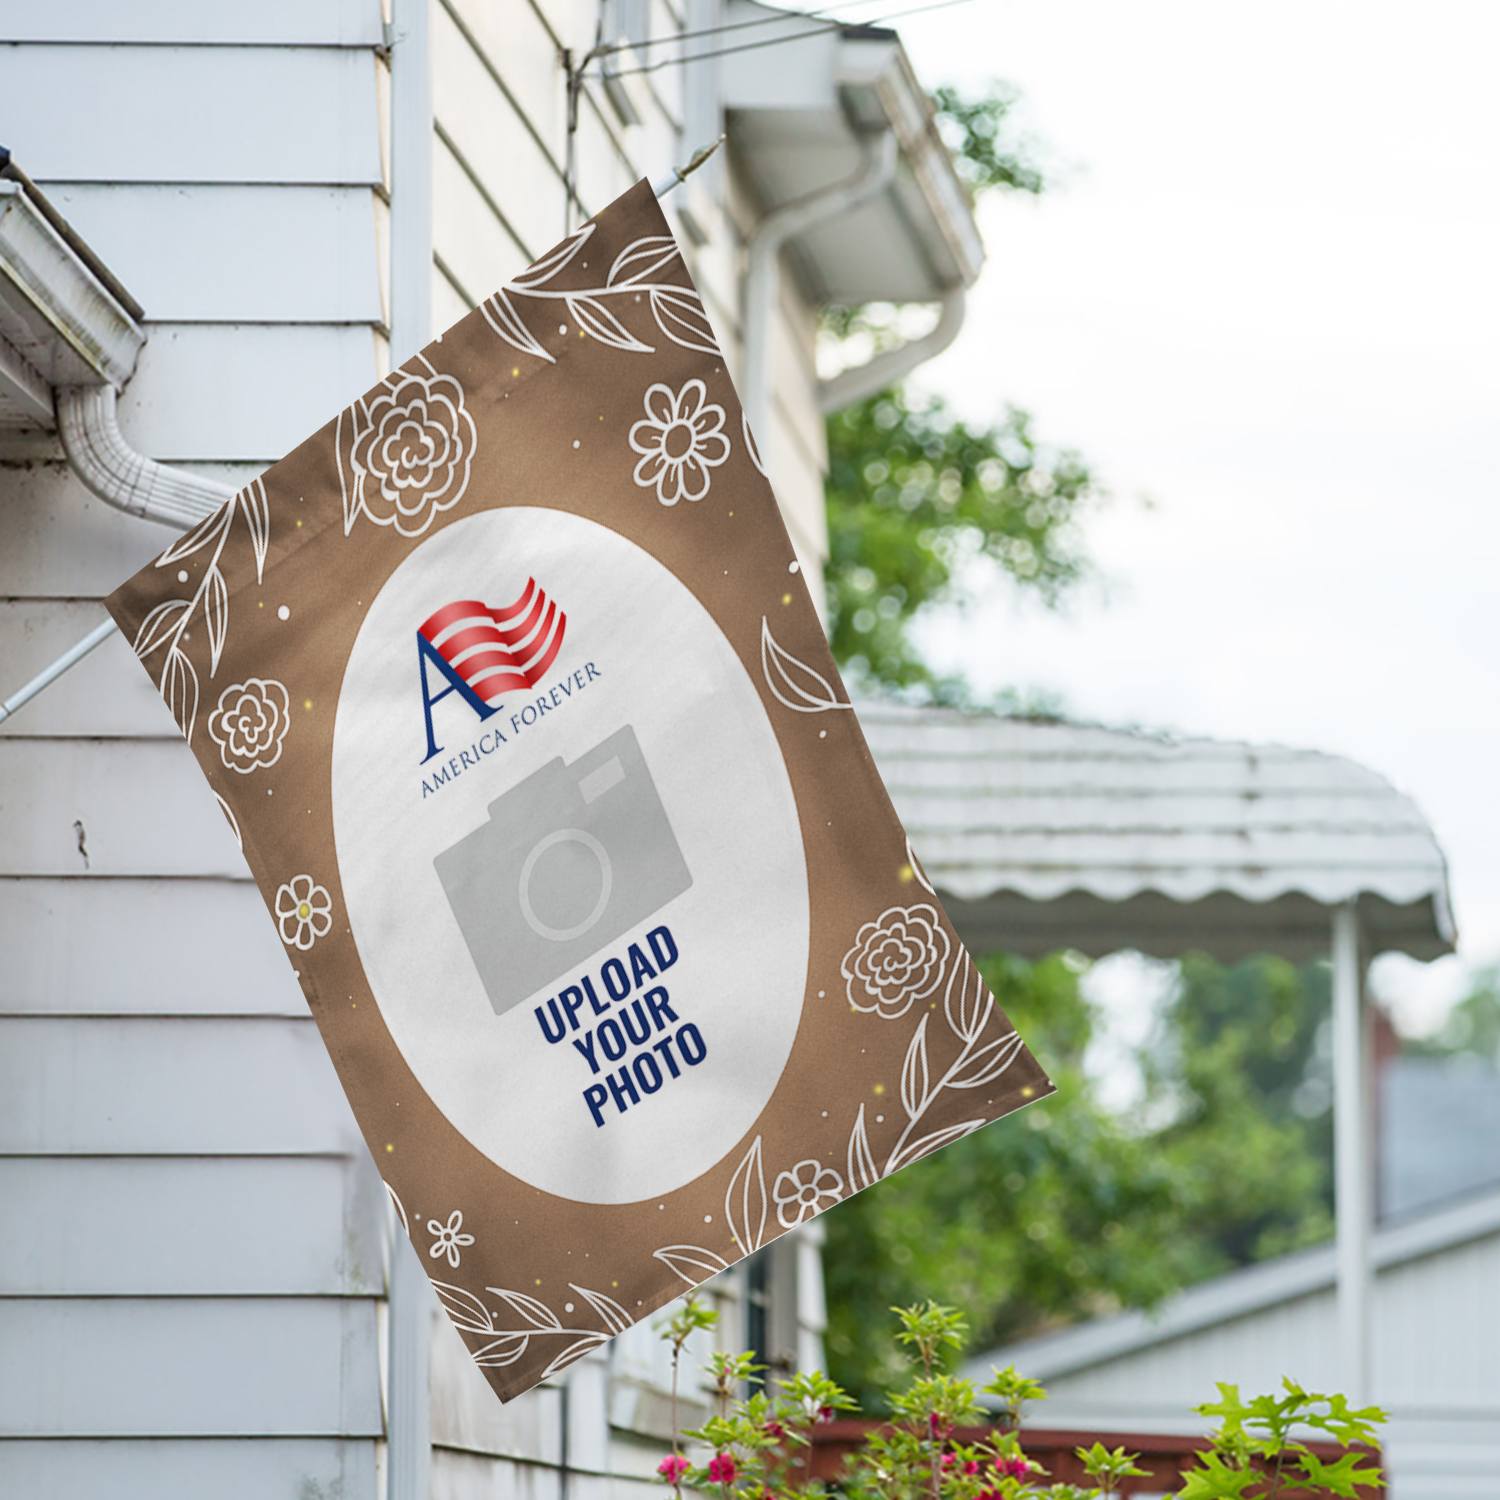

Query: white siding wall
1029,1232,1500,1500
0,1,836,1494
425,0,829,612
0,4,392,1496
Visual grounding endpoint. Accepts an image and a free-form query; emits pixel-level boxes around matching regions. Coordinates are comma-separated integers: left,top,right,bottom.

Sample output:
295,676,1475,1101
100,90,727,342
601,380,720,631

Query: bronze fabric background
106,179,1053,1402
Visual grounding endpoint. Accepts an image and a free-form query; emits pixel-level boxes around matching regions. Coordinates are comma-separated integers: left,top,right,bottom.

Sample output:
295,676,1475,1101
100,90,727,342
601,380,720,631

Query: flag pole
651,135,725,198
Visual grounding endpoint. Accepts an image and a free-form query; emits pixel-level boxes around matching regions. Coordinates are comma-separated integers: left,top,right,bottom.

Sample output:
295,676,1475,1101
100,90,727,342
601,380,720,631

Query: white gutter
817,284,966,414
56,384,232,527
741,129,898,447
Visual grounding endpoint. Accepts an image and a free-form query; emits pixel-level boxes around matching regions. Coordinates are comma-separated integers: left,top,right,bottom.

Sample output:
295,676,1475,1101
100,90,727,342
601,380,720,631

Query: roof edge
966,1186,1500,1386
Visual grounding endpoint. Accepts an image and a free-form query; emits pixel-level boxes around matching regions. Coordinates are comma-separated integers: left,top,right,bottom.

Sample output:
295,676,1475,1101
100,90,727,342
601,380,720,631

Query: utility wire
592,0,902,60
595,0,974,79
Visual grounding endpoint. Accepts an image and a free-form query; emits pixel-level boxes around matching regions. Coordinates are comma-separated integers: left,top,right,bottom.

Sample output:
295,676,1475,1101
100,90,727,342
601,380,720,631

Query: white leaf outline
653,1244,731,1286
760,616,851,714
946,1031,1026,1090
846,1104,879,1194
470,1333,532,1368
608,234,679,287
887,1119,987,1174
943,950,994,1043
480,289,554,363
133,597,191,660
905,834,936,895
648,286,720,354
724,1134,768,1256
542,1333,608,1380
204,568,229,674
571,1282,632,1335
162,646,199,743
509,223,596,288
384,1180,409,1236
899,1014,932,1121
742,411,767,476
239,477,270,583
488,1287,563,1332
566,292,655,352
132,480,269,746
212,789,243,852
154,500,232,571
478,228,722,362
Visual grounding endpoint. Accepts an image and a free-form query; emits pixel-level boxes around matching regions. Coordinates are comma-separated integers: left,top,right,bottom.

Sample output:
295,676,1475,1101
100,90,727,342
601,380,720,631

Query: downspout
56,384,232,526
816,283,967,414
741,129,897,448
0,382,235,726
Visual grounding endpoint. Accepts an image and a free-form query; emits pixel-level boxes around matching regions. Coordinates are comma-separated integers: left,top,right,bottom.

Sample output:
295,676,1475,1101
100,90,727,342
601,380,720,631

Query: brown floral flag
106,180,1054,1402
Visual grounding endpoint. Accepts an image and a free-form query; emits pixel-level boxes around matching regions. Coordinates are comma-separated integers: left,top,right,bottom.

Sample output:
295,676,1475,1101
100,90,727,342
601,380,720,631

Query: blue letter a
417,632,496,764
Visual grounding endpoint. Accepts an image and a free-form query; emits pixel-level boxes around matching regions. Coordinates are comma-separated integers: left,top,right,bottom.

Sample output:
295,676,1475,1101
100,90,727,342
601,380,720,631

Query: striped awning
861,702,1455,962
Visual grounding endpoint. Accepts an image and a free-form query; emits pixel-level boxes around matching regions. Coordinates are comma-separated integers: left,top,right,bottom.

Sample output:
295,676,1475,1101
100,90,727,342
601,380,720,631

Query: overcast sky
884,0,1500,1032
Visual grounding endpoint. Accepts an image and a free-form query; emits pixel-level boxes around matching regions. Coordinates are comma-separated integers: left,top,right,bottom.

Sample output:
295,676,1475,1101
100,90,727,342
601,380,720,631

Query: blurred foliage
825,395,1093,698
823,82,1098,699
818,82,1345,1407
1405,964,1500,1064
933,82,1047,198
824,954,1337,1401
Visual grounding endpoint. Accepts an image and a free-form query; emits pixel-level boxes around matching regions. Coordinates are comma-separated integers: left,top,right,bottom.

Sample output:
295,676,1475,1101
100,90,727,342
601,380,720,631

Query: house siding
1020,1227,1500,1500
1,0,834,1494
0,7,392,1497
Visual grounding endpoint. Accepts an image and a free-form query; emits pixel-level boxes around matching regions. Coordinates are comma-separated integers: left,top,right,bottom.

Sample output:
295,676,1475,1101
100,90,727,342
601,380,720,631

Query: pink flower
816,1404,835,1424
764,1419,787,1439
963,1459,981,1475
928,1412,952,1440
657,1454,690,1482
1001,1455,1031,1479
707,1453,737,1485
940,1452,956,1471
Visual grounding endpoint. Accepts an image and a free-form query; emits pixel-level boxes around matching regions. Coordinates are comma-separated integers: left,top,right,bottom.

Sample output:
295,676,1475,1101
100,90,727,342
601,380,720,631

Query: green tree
819,87,1337,1401
823,953,1339,1401
1406,964,1500,1064
823,83,1099,699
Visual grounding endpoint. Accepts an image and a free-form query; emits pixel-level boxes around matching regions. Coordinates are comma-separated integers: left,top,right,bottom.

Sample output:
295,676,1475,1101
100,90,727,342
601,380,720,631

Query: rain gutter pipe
816,283,966,413
741,128,898,448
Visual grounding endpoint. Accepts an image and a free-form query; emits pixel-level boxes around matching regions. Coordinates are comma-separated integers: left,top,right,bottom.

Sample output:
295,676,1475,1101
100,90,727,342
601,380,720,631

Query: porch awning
862,702,1455,963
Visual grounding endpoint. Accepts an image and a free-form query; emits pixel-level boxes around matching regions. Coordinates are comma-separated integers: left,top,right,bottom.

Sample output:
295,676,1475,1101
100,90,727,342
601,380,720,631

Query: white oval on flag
332,506,809,1205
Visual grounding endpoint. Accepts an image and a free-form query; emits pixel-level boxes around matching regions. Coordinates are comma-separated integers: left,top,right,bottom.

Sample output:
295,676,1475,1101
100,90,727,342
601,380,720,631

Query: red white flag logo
416,579,567,761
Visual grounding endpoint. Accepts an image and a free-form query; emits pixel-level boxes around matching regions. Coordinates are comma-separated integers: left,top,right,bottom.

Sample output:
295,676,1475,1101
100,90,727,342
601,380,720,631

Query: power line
592,0,899,61
596,0,975,80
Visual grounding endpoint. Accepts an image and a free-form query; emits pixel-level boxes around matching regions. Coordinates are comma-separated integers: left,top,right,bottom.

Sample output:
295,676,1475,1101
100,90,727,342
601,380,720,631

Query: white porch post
1331,900,1372,1400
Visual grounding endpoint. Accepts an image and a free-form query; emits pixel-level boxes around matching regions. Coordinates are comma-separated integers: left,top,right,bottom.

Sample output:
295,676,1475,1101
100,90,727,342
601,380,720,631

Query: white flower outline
772,1159,844,1229
347,367,476,537
207,677,291,773
841,902,951,1020
628,377,730,506
426,1209,476,1270
275,874,333,951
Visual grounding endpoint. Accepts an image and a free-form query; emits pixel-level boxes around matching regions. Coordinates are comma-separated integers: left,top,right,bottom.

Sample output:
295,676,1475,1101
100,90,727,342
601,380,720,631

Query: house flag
105,179,1054,1402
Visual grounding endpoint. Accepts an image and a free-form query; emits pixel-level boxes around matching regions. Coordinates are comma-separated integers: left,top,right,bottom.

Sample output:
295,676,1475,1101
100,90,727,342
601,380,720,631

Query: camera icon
434,725,693,1017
